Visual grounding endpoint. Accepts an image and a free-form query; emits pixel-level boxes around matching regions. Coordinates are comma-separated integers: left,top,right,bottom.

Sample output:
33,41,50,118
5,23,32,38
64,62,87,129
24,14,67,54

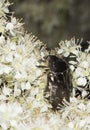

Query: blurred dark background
9,0,90,48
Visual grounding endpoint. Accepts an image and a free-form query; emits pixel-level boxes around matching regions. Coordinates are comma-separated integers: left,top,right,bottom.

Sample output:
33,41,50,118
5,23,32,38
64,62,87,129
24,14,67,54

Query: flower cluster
0,1,47,100
0,0,90,130
0,102,23,129
56,38,90,98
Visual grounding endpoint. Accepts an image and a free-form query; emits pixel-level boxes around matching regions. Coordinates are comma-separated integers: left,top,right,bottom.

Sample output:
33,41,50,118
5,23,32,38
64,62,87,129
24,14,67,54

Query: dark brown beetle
44,55,72,110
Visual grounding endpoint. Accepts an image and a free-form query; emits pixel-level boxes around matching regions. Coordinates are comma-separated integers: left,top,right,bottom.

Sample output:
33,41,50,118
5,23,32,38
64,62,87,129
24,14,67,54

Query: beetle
44,55,72,110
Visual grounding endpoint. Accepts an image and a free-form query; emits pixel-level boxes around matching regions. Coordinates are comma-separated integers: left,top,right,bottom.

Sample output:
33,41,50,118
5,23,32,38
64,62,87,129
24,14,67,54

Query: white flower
21,82,31,91
30,87,39,97
5,16,23,36
0,102,23,115
0,102,23,129
70,97,78,103
0,94,7,100
6,22,14,31
32,100,41,108
0,64,12,75
11,17,17,25
82,90,88,98
0,35,5,45
26,82,31,90
14,83,21,97
6,22,15,36
14,71,22,80
5,53,13,63
2,85,11,96
29,57,38,68
10,43,16,51
14,89,21,97
1,122,7,130
10,120,17,127
21,71,28,80
63,52,70,57
74,67,84,77
4,66,13,74
36,69,42,77
0,0,9,17
79,119,86,128
68,122,74,129
40,104,48,112
14,53,22,60
80,61,89,68
78,103,86,110
66,40,71,47
77,77,87,86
